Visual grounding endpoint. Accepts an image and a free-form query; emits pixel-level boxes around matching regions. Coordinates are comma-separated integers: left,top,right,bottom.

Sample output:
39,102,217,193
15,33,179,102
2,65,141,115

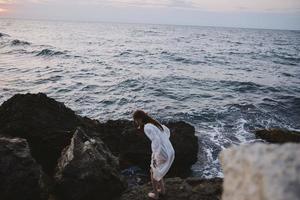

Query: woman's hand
153,159,157,168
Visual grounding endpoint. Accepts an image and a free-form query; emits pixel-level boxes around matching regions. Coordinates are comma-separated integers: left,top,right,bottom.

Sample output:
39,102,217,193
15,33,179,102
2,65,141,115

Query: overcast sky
0,0,300,30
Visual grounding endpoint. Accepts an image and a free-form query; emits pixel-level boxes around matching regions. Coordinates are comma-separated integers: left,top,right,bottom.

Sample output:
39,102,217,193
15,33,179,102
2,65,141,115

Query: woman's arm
144,124,161,166
163,125,171,138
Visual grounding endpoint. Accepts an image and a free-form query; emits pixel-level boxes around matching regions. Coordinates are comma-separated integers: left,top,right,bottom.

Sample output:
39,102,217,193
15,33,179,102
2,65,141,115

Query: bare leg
156,180,161,192
149,169,159,199
158,178,166,195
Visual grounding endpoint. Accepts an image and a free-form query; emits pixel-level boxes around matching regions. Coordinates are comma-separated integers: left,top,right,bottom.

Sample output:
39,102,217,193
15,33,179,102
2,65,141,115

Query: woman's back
144,123,174,158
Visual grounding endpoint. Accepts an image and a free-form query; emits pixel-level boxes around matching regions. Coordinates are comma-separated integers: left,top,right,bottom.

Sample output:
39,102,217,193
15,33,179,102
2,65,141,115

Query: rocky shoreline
0,93,201,200
255,128,300,143
0,93,299,200
120,177,223,200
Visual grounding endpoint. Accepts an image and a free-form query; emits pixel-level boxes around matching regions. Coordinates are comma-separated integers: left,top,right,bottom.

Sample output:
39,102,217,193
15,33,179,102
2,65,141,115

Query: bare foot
157,188,165,195
148,192,159,199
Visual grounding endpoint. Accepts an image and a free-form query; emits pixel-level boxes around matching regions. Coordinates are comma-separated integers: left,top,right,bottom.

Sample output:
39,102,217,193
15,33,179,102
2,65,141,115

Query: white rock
220,143,300,200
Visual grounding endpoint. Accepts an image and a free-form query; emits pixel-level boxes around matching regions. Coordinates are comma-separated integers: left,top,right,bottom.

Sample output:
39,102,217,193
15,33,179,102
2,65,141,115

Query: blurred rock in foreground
255,128,300,143
120,177,223,200
0,137,48,200
220,143,300,200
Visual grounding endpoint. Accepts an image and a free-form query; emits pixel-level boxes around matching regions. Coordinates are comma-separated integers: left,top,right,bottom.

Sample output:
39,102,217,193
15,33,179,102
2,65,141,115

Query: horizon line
1,16,299,31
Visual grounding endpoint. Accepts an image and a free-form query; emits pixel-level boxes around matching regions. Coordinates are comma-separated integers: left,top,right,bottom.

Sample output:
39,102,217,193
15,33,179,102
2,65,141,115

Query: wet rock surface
255,128,300,143
0,137,47,200
120,177,223,200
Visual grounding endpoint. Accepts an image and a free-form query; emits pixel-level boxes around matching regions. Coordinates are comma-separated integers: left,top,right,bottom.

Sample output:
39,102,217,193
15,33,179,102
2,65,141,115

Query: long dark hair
133,110,163,131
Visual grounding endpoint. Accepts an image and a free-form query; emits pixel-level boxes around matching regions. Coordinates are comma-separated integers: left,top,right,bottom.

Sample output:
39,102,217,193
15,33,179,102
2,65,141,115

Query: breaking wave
35,49,68,57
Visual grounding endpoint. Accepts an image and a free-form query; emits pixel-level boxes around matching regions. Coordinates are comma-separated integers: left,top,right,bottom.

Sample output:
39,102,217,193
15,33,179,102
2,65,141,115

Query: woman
133,110,175,199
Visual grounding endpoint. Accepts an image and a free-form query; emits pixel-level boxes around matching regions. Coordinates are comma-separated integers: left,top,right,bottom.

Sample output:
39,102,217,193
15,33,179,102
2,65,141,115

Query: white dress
144,123,175,181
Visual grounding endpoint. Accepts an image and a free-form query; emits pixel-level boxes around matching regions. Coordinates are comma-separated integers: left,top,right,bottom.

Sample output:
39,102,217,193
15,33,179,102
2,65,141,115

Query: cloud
0,0,299,30
1,0,300,12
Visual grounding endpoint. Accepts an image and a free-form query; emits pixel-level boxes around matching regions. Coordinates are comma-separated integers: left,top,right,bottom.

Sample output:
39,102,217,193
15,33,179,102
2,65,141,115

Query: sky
0,0,300,30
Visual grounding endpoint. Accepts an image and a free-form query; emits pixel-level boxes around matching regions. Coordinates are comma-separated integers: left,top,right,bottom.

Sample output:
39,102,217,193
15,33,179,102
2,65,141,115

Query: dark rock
91,120,198,177
0,137,48,200
0,93,200,199
0,93,83,175
121,166,148,188
0,93,198,178
166,122,198,175
255,129,300,143
120,177,223,200
54,127,126,200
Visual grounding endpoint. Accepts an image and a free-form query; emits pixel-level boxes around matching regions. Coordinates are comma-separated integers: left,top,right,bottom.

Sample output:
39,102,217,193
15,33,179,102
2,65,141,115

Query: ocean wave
144,30,160,34
115,78,142,90
274,53,300,63
227,103,257,111
226,40,243,45
81,84,99,91
227,51,255,56
0,32,9,37
116,49,150,58
11,39,31,46
117,49,133,57
182,99,296,178
193,33,207,38
161,50,206,65
267,50,300,64
219,80,262,93
273,39,290,46
35,49,67,57
133,29,161,36
2,49,35,55
275,95,300,112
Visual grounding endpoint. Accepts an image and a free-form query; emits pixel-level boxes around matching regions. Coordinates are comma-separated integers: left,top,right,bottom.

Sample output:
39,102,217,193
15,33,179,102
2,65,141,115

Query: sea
1,18,299,178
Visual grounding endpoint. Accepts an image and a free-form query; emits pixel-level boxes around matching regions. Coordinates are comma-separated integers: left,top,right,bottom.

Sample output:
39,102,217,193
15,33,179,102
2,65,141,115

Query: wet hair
133,110,163,131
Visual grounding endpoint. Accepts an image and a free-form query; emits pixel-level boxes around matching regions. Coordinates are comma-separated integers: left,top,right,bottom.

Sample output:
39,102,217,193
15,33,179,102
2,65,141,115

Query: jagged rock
220,143,300,200
120,177,223,200
0,93,198,177
0,137,48,200
54,127,126,200
0,93,84,175
255,128,300,143
91,120,198,177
